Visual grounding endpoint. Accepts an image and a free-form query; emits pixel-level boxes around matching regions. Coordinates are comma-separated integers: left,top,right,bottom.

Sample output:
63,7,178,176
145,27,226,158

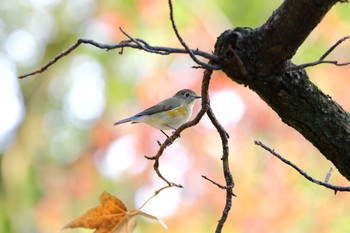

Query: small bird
113,89,200,135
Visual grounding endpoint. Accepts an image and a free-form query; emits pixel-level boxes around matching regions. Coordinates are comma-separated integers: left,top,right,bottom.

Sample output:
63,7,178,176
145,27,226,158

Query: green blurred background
1,0,350,232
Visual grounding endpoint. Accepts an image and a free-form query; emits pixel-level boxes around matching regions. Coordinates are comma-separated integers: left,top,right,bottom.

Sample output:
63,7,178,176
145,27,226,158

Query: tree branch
167,0,220,70
201,175,229,190
254,140,350,194
18,29,219,79
286,35,350,71
325,167,334,183
256,0,344,74
214,0,350,181
137,185,177,210
206,100,234,233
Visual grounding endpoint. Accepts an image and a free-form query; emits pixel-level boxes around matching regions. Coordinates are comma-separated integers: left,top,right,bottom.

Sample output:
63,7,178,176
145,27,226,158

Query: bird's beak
195,95,201,99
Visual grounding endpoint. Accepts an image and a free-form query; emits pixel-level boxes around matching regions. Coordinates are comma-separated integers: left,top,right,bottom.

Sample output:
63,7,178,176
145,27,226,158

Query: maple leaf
63,191,166,233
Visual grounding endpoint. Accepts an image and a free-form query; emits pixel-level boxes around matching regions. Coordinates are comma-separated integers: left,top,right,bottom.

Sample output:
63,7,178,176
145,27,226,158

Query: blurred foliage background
1,0,350,232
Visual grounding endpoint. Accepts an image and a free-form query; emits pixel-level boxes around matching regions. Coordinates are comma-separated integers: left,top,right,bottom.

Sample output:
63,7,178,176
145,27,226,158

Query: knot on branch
214,28,255,83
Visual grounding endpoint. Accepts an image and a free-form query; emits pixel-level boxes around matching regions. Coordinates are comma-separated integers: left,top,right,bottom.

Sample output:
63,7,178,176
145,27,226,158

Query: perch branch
254,140,350,194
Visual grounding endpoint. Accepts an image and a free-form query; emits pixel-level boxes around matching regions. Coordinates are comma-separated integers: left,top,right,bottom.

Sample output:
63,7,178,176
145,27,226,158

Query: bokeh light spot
4,29,38,66
0,55,24,150
64,56,106,123
202,89,245,128
95,136,137,178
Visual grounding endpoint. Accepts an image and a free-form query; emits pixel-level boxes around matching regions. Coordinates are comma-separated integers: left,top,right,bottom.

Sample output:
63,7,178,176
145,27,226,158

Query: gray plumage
113,89,200,130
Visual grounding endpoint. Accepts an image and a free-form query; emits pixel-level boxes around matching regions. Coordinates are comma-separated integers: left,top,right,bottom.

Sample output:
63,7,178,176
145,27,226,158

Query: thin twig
119,27,144,48
18,40,84,79
320,35,350,60
287,60,350,71
137,185,175,210
167,0,220,70
18,29,220,79
287,35,350,72
324,167,333,183
202,175,227,189
254,140,350,193
202,175,236,197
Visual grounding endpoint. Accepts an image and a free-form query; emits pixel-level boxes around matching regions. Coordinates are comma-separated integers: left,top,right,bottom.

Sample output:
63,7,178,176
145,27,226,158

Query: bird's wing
134,97,181,117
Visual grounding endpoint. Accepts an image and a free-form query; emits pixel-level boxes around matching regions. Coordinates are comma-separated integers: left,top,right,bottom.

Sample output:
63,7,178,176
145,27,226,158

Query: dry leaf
63,191,128,233
63,191,167,233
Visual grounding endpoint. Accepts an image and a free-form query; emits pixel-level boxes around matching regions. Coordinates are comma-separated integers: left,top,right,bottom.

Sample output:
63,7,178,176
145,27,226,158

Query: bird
113,89,201,136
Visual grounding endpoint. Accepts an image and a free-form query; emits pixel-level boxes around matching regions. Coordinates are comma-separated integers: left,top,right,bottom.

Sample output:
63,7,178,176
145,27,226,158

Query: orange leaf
63,191,167,233
63,191,128,233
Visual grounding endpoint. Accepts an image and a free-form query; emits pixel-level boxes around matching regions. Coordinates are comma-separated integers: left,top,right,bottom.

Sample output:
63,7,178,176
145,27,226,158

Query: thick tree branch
214,0,350,181
257,0,343,74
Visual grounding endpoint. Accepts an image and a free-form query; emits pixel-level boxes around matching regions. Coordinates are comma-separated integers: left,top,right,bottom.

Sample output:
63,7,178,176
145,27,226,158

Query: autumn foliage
63,191,166,233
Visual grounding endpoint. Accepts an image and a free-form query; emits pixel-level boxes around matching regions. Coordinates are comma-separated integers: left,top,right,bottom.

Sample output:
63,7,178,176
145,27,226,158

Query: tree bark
214,0,350,180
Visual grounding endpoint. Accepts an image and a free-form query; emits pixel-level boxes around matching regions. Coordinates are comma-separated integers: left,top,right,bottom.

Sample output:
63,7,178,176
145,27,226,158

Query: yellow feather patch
134,104,189,130
165,104,187,117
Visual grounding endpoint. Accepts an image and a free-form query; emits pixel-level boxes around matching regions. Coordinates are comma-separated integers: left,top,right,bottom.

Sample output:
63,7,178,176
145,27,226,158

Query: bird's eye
184,92,190,97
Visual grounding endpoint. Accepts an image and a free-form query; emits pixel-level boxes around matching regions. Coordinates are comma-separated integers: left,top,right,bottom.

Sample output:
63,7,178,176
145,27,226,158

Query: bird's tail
113,116,135,126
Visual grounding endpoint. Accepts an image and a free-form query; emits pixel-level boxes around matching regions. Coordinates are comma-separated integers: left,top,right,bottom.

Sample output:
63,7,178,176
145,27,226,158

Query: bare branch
137,185,176,210
167,0,221,70
207,105,234,233
287,35,350,71
325,167,333,183
320,35,350,60
18,40,83,79
202,175,227,189
287,60,350,71
202,175,236,197
254,140,350,193
18,29,220,79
